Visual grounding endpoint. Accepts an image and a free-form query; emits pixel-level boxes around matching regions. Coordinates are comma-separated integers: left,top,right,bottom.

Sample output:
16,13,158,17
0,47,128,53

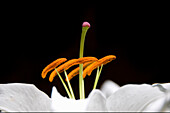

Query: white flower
0,81,170,112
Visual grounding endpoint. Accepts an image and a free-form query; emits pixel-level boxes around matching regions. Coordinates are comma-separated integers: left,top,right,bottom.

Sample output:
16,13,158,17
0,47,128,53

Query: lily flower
0,21,169,112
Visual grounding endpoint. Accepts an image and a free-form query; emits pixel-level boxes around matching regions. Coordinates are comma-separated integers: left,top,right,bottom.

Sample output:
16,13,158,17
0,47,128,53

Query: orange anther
66,62,93,81
49,57,98,82
83,55,116,78
41,58,67,79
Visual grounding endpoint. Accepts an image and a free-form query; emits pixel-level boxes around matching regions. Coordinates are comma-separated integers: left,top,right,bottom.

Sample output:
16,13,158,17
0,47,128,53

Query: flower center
41,22,116,99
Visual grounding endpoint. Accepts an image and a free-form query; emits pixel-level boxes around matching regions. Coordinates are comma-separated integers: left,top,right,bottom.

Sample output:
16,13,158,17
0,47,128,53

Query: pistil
79,22,90,99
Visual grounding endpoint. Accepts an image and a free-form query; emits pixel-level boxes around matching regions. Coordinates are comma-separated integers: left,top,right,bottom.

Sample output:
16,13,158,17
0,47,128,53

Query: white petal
51,86,88,112
100,80,120,98
106,84,165,112
147,83,170,112
51,86,60,100
160,83,170,111
160,83,170,91
0,83,52,112
85,89,107,111
51,87,107,112
143,94,168,112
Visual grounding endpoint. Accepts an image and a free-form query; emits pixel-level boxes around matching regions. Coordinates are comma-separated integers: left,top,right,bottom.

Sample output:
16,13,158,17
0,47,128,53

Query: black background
1,2,169,98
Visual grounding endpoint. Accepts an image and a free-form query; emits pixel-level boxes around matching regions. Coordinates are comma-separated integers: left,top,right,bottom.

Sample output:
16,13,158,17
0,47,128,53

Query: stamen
55,68,72,99
41,58,67,79
66,61,93,81
49,57,98,82
64,69,75,99
77,57,98,64
93,64,103,89
83,55,116,78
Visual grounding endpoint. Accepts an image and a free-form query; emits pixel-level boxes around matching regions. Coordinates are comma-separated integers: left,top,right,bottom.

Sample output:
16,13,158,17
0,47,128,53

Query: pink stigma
82,22,90,28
